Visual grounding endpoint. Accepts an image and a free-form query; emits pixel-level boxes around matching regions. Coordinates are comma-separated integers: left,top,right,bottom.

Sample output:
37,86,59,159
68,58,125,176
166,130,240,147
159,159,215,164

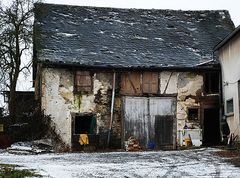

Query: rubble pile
7,139,53,155
125,136,141,151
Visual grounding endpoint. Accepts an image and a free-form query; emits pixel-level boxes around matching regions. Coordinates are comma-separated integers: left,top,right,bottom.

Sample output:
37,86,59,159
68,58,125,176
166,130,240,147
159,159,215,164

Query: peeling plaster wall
41,68,121,148
160,72,203,130
41,68,211,148
41,68,73,147
176,73,203,130
160,72,178,94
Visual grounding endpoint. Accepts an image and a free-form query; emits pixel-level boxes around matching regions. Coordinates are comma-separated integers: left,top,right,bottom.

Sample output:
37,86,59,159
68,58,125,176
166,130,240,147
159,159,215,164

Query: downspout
107,72,116,148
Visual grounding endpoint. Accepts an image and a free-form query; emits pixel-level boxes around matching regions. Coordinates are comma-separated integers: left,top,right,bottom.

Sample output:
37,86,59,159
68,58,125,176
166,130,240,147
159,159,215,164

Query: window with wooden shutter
121,72,141,94
121,72,159,95
75,71,92,93
142,72,158,94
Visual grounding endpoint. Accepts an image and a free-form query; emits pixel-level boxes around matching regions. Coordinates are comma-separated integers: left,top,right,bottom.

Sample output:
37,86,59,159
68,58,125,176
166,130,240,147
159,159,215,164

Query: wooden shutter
142,72,158,94
75,71,92,93
121,72,141,95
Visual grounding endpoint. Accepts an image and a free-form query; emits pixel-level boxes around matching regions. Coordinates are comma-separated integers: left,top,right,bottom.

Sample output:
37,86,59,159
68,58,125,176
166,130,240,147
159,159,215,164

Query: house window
226,99,234,114
74,114,96,134
75,71,92,93
142,72,158,94
188,108,199,120
121,72,159,95
204,72,219,94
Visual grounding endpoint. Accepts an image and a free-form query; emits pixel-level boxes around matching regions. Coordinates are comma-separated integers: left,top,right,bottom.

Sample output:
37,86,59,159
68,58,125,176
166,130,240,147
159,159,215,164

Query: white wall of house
219,32,240,136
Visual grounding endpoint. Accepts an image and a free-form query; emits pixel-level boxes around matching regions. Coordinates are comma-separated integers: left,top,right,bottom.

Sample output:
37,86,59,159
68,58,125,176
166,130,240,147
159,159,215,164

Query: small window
204,72,219,94
75,71,92,94
74,114,96,134
188,108,199,120
226,99,234,114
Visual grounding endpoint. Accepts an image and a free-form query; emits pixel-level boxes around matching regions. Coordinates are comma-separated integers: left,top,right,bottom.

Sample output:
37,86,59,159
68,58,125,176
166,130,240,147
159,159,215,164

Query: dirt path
0,148,240,177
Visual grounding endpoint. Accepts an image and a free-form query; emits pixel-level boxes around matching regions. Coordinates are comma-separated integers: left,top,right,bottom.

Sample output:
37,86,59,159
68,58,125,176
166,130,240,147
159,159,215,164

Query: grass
0,163,42,178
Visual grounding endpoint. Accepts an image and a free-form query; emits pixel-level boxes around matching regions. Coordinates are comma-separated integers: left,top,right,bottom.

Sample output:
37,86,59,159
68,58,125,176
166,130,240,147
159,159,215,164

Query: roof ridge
35,3,230,13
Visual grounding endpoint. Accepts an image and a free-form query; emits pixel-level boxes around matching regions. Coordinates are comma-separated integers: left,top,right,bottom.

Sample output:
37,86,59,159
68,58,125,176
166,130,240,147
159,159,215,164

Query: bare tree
0,0,40,122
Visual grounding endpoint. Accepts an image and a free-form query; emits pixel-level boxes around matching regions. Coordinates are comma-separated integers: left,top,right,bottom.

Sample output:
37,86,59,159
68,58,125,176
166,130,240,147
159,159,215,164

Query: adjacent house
214,25,240,140
33,3,234,150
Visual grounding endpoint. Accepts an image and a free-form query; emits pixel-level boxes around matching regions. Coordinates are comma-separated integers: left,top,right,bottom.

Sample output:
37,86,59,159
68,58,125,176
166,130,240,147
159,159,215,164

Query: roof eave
214,25,240,51
38,60,220,71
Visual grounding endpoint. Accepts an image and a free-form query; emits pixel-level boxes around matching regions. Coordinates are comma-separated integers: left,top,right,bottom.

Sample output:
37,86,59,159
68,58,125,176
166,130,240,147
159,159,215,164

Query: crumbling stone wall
176,72,203,130
159,71,204,130
41,68,215,149
41,68,122,148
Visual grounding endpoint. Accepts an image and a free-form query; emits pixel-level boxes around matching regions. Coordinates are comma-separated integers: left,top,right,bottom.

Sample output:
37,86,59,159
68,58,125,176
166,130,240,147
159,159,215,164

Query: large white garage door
123,97,176,149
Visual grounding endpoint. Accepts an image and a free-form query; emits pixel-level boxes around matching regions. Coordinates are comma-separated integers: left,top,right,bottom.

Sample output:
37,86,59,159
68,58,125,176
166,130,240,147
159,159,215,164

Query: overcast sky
45,0,240,26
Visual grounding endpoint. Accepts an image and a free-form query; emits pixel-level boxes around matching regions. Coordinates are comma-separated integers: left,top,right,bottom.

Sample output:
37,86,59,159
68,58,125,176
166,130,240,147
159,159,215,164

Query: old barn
33,3,234,150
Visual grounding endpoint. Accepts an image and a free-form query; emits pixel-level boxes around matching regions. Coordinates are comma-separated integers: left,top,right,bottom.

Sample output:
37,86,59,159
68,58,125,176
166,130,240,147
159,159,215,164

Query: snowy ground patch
0,148,240,177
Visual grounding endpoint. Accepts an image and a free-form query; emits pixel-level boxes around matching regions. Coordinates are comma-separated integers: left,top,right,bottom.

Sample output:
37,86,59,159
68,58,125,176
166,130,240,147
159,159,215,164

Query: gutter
107,72,116,148
195,59,214,66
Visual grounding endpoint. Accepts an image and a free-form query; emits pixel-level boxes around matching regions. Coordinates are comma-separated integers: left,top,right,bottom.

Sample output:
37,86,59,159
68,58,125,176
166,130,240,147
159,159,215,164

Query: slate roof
34,3,234,69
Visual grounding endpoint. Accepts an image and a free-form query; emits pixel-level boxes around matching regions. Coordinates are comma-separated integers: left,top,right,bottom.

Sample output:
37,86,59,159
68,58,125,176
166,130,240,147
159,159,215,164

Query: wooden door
123,97,176,149
155,115,174,150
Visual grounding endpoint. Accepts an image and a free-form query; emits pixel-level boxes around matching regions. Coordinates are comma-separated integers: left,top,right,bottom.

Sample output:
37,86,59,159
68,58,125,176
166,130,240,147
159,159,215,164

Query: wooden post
107,72,116,148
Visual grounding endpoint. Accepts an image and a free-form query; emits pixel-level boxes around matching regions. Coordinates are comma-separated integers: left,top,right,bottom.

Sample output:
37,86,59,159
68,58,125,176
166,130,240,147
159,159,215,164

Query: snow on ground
0,148,240,177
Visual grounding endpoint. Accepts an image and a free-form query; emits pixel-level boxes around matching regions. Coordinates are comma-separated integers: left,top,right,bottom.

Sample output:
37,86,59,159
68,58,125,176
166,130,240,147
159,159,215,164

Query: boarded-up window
121,72,141,94
75,71,92,93
142,72,158,94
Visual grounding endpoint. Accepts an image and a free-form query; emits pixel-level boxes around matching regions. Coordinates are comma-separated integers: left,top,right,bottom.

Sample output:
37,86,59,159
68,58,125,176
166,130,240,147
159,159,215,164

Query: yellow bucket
185,137,192,147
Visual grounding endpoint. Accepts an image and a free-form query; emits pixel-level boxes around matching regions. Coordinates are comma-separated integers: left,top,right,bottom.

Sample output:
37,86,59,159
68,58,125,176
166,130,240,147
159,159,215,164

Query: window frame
72,113,96,135
226,98,234,115
187,107,200,121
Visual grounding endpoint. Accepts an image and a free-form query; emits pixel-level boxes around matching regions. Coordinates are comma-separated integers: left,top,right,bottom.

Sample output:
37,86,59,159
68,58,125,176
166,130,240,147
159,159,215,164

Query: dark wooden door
155,115,174,150
203,108,221,146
